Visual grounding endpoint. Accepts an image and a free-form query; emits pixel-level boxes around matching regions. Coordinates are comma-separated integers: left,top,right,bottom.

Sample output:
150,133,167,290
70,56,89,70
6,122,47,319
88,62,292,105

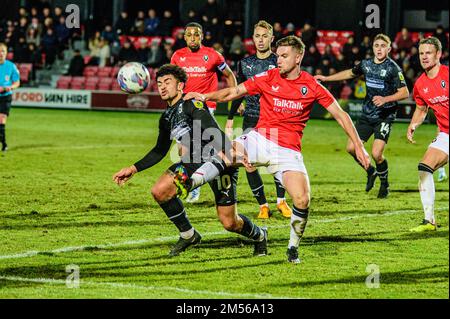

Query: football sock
418,163,435,224
376,160,388,186
238,214,264,241
288,206,309,248
274,176,286,198
159,197,194,233
246,170,268,206
191,156,226,188
0,124,5,147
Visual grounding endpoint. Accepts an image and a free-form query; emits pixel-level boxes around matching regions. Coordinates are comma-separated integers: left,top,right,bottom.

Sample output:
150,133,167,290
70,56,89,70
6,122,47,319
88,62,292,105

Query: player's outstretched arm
184,83,249,103
407,104,428,144
327,101,370,169
314,69,356,82
113,165,138,186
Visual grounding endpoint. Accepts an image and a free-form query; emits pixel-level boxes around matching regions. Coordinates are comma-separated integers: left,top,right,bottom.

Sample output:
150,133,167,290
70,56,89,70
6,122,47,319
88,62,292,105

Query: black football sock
238,214,264,241
0,124,5,147
159,197,193,233
246,170,268,205
376,160,389,186
274,176,286,199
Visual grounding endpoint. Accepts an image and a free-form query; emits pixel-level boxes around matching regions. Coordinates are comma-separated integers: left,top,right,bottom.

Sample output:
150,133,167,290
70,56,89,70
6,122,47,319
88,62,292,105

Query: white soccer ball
117,62,150,94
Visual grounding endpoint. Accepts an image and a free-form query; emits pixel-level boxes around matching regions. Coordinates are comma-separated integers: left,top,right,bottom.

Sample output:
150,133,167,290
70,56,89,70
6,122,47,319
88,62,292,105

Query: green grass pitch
0,108,448,298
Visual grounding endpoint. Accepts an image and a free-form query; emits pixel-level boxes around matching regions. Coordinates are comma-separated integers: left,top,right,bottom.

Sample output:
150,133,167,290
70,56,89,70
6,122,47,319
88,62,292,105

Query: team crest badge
301,86,308,95
193,101,203,109
203,55,209,62
380,69,386,77
4,75,9,81
441,80,446,89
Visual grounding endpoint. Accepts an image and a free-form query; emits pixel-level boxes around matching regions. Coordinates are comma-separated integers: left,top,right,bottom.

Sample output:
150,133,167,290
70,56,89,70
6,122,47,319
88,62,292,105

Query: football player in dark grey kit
315,34,409,198
226,20,292,219
113,64,267,257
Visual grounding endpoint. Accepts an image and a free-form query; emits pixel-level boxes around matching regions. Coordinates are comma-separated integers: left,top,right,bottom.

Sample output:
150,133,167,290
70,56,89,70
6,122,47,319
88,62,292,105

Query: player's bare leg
347,138,376,192
216,205,267,256
282,171,311,264
372,139,389,198
410,147,448,232
152,172,201,256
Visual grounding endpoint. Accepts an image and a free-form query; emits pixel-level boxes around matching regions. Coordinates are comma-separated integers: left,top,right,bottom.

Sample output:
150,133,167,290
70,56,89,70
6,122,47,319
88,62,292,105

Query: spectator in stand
27,17,42,37
408,46,421,74
136,40,150,65
159,10,175,37
17,17,28,39
395,27,414,53
347,45,363,66
4,23,18,46
144,9,160,36
342,35,355,57
203,31,214,47
229,34,245,63
42,17,54,35
300,22,316,49
115,11,133,36
133,10,146,35
98,38,111,67
30,7,40,21
325,67,343,98
18,7,28,20
302,44,321,74
395,49,408,70
212,42,225,55
318,56,332,75
13,36,28,63
323,44,336,65
334,52,349,72
284,23,296,37
53,6,63,22
185,9,201,25
360,35,371,56
41,28,58,68
172,29,185,52
401,58,415,92
101,24,118,45
55,16,71,57
200,0,221,41
273,22,283,43
434,25,449,50
24,43,41,83
118,40,138,65
88,31,102,65
146,39,164,68
66,49,84,76
161,40,173,66
42,7,52,21
26,27,40,47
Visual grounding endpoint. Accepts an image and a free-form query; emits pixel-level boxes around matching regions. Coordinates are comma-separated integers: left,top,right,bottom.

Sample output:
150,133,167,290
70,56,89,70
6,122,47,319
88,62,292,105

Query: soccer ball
117,62,150,94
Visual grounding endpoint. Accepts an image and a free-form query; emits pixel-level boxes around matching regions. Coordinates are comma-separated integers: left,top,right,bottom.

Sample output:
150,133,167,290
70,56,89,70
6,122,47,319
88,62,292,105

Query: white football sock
191,162,220,188
419,171,435,224
180,228,195,240
288,214,308,248
277,197,286,205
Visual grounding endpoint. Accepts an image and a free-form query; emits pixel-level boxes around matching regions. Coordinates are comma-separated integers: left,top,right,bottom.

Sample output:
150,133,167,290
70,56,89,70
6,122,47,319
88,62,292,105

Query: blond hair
0,42,7,50
419,36,442,52
373,34,391,47
254,20,273,34
276,36,305,54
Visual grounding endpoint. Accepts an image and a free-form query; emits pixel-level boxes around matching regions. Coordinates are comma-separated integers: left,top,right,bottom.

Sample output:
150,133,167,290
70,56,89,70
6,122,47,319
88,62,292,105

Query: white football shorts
234,130,308,185
429,132,449,156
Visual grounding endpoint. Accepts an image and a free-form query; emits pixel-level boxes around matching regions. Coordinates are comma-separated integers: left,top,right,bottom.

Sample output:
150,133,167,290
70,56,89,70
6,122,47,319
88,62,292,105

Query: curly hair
156,64,188,83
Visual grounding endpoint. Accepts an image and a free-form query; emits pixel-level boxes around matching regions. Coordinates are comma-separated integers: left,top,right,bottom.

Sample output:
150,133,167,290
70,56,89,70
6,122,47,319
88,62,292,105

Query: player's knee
151,184,169,202
291,193,310,209
372,151,383,163
418,162,435,174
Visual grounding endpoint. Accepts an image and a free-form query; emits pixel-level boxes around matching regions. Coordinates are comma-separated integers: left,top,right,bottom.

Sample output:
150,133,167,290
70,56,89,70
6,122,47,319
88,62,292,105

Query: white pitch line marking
0,207,447,260
0,275,295,299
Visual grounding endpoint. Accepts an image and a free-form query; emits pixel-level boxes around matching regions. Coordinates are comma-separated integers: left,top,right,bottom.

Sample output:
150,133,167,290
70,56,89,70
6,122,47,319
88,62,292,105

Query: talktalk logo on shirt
273,98,304,110
428,95,449,104
182,66,208,74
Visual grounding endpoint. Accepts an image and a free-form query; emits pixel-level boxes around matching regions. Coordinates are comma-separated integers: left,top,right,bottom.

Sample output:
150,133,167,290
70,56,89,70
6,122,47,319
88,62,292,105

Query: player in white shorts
176,35,370,263
408,37,449,232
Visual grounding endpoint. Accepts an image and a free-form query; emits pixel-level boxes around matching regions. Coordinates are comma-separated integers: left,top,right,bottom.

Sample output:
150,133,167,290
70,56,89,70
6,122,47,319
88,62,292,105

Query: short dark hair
185,22,203,33
156,64,188,83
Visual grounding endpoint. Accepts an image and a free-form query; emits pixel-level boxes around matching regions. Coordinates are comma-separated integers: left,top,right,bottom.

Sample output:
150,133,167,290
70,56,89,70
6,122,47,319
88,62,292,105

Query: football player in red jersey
171,22,238,202
408,37,449,232
181,36,370,263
